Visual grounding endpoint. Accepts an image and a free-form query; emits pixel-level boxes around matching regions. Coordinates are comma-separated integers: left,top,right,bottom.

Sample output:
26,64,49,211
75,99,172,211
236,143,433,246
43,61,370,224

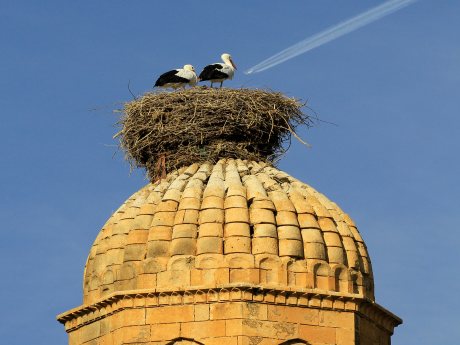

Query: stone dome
83,159,374,305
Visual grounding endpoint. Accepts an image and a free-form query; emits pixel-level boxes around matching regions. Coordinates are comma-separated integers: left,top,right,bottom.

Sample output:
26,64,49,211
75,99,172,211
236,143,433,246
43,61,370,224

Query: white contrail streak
245,0,419,74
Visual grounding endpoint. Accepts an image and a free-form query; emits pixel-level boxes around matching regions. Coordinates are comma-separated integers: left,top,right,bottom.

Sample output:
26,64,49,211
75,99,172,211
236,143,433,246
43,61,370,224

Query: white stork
154,64,198,89
198,53,237,88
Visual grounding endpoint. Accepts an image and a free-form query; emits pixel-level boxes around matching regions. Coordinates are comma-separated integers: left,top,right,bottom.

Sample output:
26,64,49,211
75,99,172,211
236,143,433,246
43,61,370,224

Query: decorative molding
57,285,401,333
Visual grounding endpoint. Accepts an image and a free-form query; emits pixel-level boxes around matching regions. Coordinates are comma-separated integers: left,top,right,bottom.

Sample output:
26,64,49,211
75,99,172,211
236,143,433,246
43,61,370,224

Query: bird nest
117,87,312,181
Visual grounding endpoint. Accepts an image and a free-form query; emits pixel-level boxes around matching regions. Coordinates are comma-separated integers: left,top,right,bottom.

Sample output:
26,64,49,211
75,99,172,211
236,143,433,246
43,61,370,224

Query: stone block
226,319,243,336
150,322,181,341
270,191,296,212
123,244,146,261
276,211,299,227
244,178,268,201
148,226,172,241
178,197,201,210
336,327,355,345
253,224,277,238
224,237,251,254
190,268,203,286
249,209,275,225
170,238,196,256
341,236,358,251
78,320,100,343
229,319,297,339
105,248,124,265
225,208,250,223
181,320,226,338
210,302,243,319
139,203,156,215
152,211,176,227
230,268,259,284
323,232,342,247
224,196,247,209
182,209,200,224
132,215,154,230
172,224,198,239
318,217,337,232
201,196,224,209
242,302,267,320
226,185,246,198
267,305,319,325
195,304,210,321
301,228,324,243
327,246,346,265
147,240,170,258
199,223,224,237
224,223,250,237
182,188,202,201
277,225,302,240
304,242,327,260
298,213,320,229
163,187,184,203
108,234,125,249
203,185,225,199
197,237,223,254
319,310,354,329
215,267,230,285
136,273,156,289
112,219,132,235
250,200,275,211
120,325,150,343
146,305,194,324
252,237,278,255
143,257,168,273
200,209,225,224
278,239,303,258
298,324,336,344
126,229,149,244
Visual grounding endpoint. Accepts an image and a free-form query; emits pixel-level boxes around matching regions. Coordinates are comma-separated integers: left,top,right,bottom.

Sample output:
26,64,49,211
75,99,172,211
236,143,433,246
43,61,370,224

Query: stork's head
221,53,237,70
183,64,195,72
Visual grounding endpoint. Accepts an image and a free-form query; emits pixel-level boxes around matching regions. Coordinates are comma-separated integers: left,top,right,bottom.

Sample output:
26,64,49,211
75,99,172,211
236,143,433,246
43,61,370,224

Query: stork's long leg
220,81,223,88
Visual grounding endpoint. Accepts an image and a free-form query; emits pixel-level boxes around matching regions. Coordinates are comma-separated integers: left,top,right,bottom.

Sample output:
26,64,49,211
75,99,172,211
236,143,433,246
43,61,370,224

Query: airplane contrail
245,0,419,74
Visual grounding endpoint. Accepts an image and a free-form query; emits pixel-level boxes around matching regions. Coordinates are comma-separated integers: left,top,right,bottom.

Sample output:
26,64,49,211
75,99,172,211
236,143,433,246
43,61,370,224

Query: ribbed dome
83,159,373,305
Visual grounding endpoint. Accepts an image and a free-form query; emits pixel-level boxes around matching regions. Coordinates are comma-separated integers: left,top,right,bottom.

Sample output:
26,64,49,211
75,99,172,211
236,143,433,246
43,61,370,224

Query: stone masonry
58,159,401,344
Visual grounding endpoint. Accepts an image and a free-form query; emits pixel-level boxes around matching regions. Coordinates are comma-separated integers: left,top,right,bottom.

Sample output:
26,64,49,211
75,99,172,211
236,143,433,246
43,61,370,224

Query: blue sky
1,1,459,344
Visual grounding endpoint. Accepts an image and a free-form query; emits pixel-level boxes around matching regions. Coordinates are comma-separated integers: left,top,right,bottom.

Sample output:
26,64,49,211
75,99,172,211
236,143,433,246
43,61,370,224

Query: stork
154,64,198,89
198,53,237,88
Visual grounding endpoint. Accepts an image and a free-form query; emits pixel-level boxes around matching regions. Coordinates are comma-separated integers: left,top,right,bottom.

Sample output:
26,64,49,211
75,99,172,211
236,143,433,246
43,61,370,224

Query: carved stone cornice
57,284,401,334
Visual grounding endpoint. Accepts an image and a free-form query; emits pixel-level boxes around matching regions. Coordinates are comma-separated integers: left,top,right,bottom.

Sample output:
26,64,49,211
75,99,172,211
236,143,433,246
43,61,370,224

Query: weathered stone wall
357,315,392,345
67,302,358,345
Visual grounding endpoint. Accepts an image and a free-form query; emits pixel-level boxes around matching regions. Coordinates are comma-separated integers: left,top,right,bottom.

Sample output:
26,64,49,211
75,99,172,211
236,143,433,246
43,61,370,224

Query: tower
58,89,401,345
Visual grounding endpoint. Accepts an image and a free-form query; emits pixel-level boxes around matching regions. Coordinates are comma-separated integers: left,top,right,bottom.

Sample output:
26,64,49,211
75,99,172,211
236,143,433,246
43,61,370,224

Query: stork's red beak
230,58,237,70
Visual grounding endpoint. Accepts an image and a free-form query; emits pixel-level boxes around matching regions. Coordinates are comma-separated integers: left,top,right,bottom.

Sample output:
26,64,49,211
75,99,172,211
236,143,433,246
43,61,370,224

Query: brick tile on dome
251,199,276,210
243,175,269,201
171,223,197,239
224,223,250,237
178,197,201,211
298,213,321,229
223,195,247,209
278,225,302,240
269,190,297,212
301,228,325,243
225,207,249,223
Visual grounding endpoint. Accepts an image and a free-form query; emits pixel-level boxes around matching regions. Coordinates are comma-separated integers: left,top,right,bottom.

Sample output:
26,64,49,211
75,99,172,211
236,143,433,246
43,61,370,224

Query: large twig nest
117,87,312,181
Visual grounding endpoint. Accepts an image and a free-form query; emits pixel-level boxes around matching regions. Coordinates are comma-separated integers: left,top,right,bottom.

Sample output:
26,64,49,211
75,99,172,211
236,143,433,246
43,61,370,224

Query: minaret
58,88,401,345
